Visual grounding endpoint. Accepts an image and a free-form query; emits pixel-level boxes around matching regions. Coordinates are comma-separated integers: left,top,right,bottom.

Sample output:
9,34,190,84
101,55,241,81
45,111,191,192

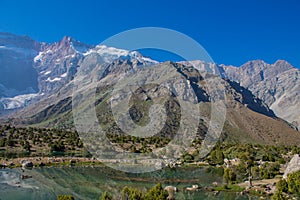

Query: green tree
182,153,193,163
57,195,75,200
100,191,112,200
6,137,14,147
287,171,300,196
260,162,280,179
0,138,6,147
272,190,285,200
144,183,168,200
276,179,288,193
122,187,143,200
23,141,31,151
223,168,236,184
210,149,224,165
251,166,260,180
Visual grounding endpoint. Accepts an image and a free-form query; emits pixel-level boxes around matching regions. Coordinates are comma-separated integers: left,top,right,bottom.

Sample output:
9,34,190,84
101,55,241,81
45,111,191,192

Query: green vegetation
272,171,300,199
209,147,225,165
287,171,300,196
223,168,236,184
57,195,75,200
121,183,168,200
0,125,86,158
276,179,288,193
100,191,112,200
0,124,172,158
144,183,168,200
178,142,300,183
122,187,144,200
1,123,300,199
106,133,170,153
57,184,168,200
272,178,289,200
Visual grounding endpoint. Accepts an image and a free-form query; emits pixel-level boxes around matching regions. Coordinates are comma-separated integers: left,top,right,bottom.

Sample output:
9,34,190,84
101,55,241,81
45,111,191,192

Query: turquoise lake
0,166,258,200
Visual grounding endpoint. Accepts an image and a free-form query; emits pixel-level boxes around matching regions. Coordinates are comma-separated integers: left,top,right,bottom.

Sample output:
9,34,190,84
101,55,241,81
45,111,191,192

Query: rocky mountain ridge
0,33,156,112
220,60,299,130
0,32,299,135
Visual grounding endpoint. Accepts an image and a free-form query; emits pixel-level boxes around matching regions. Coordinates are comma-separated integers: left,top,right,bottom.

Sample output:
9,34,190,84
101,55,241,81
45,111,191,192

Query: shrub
272,190,285,200
100,191,112,200
144,183,168,200
287,171,300,196
122,187,143,200
223,168,236,184
57,195,75,200
276,179,288,193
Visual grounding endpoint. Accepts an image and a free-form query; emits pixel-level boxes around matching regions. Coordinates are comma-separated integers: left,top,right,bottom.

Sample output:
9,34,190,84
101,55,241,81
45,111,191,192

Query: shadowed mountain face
0,32,42,97
184,60,299,130
226,80,275,118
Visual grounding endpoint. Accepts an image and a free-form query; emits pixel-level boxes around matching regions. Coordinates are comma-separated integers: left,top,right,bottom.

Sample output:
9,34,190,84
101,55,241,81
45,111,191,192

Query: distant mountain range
0,32,299,145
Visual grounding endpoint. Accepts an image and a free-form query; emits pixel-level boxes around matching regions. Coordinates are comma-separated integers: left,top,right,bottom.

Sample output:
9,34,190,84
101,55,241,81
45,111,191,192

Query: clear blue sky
0,0,299,67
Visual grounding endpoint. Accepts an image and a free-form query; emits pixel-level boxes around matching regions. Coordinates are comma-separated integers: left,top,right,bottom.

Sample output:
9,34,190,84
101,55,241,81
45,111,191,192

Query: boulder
164,185,177,192
164,186,177,200
21,175,32,179
283,154,300,179
21,161,33,168
186,184,199,191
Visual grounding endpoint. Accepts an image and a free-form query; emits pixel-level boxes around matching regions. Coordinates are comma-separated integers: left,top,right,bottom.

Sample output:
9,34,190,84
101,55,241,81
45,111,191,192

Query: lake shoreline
0,156,104,168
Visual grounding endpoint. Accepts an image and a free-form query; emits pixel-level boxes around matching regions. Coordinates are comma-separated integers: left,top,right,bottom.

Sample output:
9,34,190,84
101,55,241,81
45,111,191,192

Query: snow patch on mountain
0,93,39,110
84,45,158,64
46,77,61,82
34,50,53,62
44,71,51,75
60,73,67,78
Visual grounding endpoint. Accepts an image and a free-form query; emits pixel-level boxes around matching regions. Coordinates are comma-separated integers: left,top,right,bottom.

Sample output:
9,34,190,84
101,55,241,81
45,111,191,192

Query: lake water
0,166,258,200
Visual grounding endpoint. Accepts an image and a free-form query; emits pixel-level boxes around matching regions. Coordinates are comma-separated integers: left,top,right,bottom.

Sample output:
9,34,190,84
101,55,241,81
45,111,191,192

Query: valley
0,32,299,200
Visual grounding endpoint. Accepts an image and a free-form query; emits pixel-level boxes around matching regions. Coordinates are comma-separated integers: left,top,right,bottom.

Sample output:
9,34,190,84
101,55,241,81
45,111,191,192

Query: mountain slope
0,32,299,146
0,33,156,112
33,36,92,94
0,32,42,97
221,60,300,130
7,59,300,146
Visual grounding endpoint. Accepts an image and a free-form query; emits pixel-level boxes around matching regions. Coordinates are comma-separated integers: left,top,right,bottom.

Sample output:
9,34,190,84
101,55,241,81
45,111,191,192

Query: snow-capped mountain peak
84,44,158,64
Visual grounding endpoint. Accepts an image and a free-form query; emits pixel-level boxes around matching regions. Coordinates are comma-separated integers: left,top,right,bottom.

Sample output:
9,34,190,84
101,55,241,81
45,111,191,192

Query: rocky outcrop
186,184,199,191
164,186,177,200
21,161,33,168
33,36,92,94
283,154,300,179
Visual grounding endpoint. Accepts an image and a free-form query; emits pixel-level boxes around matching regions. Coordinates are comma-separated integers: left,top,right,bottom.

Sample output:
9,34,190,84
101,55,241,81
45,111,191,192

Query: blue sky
0,0,299,67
